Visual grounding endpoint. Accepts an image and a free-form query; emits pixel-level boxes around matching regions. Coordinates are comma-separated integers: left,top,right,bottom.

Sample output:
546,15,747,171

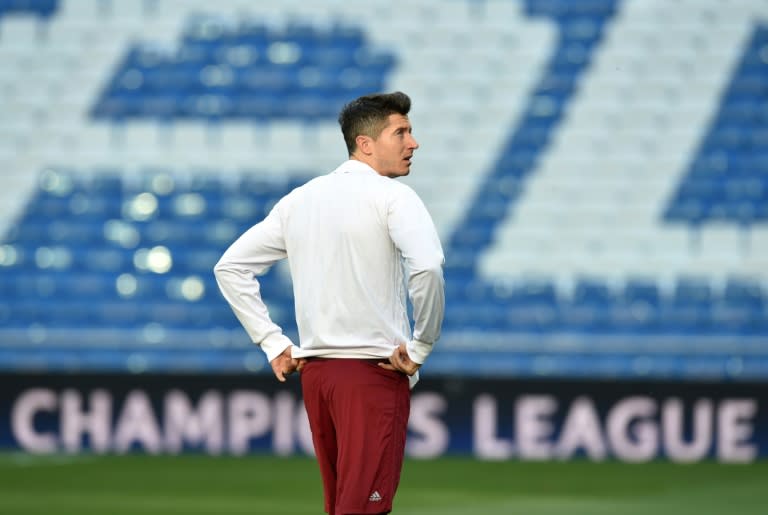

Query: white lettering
9,386,760,462
11,388,58,453
164,390,223,454
516,395,556,460
555,396,606,461
662,398,712,463
473,394,512,460
408,393,449,458
607,397,658,462
61,389,111,453
718,399,757,463
114,390,162,454
228,390,271,455
273,392,295,456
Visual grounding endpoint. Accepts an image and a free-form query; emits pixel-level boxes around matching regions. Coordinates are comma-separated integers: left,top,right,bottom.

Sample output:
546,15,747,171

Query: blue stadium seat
0,0,58,18
506,304,560,333
722,278,765,311
671,276,713,309
658,305,711,336
665,26,768,225
572,278,615,308
559,305,612,333
608,303,661,335
91,18,395,124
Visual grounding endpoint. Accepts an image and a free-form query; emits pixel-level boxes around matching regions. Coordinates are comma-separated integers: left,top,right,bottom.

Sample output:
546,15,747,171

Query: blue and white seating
0,0,766,379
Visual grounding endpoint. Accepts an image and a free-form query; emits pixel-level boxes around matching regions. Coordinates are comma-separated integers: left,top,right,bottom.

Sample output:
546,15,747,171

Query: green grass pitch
0,453,766,514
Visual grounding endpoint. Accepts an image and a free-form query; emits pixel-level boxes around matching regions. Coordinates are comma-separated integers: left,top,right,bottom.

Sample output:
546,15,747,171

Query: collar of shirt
331,159,381,177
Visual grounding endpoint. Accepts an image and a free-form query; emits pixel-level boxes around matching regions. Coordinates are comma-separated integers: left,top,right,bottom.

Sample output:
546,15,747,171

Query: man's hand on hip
270,346,305,382
380,343,421,376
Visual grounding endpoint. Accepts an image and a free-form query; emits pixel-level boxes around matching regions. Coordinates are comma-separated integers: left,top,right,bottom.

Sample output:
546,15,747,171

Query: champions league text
8,386,758,463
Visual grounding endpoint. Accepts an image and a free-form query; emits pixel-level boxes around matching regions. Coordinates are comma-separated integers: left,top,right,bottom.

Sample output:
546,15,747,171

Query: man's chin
388,168,411,178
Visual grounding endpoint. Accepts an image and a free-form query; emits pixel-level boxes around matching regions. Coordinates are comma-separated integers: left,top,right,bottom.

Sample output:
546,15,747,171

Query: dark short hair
338,91,411,155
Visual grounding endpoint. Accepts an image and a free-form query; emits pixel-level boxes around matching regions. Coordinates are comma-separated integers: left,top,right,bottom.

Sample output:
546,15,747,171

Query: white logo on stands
369,491,382,502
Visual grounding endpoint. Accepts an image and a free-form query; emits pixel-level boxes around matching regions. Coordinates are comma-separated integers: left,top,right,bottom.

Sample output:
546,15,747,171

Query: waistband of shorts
304,357,389,365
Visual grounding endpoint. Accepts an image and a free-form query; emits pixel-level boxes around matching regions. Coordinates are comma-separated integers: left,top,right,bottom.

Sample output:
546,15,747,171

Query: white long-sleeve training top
214,159,445,367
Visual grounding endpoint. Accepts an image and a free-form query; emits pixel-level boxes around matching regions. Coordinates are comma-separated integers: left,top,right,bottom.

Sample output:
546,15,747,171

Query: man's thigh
302,359,410,515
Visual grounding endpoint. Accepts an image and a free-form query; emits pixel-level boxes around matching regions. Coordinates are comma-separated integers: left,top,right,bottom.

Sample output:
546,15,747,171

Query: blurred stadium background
1,0,767,379
1,0,767,511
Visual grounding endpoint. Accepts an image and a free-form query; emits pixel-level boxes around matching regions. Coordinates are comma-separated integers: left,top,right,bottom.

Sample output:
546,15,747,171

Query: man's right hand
270,346,305,382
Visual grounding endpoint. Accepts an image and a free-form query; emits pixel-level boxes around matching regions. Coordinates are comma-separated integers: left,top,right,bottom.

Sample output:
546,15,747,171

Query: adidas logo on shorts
369,491,382,502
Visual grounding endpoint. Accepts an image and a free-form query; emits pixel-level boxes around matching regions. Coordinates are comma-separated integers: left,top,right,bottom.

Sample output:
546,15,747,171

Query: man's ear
355,134,373,155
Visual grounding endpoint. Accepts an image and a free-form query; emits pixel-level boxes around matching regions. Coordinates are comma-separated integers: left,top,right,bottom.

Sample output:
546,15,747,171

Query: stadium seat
0,0,765,380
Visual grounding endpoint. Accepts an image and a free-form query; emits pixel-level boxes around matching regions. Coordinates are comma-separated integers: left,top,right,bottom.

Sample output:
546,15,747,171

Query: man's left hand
379,343,421,376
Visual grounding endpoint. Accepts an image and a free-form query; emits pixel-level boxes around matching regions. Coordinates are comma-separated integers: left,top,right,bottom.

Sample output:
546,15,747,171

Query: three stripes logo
369,491,382,502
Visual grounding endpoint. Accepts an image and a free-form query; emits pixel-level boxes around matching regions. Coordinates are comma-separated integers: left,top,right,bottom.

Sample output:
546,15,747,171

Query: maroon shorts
301,358,411,515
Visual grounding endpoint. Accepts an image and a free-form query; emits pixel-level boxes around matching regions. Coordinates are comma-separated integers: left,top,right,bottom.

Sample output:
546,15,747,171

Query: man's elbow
426,252,445,274
413,257,444,280
213,257,232,280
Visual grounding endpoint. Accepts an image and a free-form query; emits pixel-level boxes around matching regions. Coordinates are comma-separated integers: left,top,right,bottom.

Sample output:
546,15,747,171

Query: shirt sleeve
387,185,446,364
213,205,295,362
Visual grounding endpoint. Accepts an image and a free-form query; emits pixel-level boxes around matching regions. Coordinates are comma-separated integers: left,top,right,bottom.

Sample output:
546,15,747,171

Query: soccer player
214,91,445,514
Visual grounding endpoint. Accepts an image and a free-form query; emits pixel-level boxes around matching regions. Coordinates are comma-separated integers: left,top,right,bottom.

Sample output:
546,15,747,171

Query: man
214,91,445,515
